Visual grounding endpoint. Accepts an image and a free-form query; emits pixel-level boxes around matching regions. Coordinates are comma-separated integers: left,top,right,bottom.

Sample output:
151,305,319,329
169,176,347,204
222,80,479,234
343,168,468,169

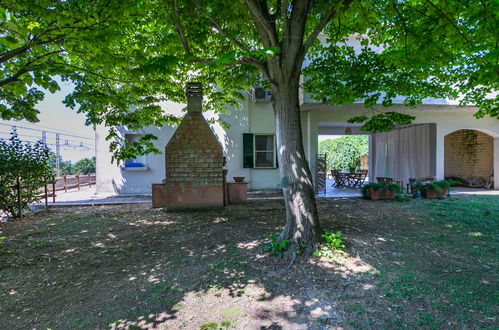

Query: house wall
95,97,282,195
95,102,184,195
96,100,499,195
444,130,494,180
301,104,499,190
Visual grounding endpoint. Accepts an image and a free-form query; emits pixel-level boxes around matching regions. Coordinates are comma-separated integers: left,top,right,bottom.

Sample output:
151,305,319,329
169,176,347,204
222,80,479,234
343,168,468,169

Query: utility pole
56,133,60,176
42,131,46,144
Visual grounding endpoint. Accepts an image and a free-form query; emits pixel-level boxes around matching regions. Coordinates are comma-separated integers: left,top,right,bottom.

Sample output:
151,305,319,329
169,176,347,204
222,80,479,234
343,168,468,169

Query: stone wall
444,129,493,180
165,113,224,187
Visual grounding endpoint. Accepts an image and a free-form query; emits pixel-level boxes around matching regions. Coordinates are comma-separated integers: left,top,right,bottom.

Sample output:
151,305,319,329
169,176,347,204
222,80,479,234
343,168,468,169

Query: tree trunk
269,72,322,254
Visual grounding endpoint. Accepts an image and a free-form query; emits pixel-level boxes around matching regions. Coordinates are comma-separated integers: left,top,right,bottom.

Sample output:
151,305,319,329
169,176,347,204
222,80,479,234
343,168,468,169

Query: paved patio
30,182,499,207
32,187,151,207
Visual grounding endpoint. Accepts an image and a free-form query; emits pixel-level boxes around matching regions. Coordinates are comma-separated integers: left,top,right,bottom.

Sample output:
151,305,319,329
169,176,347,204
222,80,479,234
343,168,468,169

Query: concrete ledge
152,183,223,208
121,166,149,172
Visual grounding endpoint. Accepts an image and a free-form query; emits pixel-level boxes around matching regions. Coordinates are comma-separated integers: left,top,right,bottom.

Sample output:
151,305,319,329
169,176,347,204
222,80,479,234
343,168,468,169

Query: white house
95,88,499,195
95,36,499,195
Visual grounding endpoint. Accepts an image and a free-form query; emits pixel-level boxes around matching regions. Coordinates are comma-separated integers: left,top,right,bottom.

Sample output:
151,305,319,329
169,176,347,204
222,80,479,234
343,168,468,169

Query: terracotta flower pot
367,188,380,200
423,188,448,199
233,176,245,183
382,189,396,200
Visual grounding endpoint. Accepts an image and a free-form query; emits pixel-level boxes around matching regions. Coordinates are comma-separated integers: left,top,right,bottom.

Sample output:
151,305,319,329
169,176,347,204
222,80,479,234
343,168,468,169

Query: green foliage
420,180,451,194
319,136,368,170
2,0,497,162
0,129,53,217
47,154,95,175
305,1,498,121
48,153,73,176
264,233,289,258
444,177,465,187
348,112,416,133
73,157,96,175
0,0,137,122
314,231,346,258
361,182,401,198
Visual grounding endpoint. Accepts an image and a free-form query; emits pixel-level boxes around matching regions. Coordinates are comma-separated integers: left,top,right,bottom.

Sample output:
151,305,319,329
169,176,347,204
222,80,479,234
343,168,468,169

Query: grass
0,196,497,329
378,196,499,328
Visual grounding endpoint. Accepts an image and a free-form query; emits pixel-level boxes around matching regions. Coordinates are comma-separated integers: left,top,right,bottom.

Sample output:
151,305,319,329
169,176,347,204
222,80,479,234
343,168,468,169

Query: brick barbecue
152,82,225,208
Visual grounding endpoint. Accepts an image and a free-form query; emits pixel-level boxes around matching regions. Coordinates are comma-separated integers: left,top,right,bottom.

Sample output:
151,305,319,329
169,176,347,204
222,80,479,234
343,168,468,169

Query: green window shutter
243,133,254,168
275,137,279,168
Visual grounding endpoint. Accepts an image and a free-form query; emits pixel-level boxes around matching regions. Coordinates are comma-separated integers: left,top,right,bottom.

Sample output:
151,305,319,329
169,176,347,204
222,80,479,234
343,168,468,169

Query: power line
0,122,94,140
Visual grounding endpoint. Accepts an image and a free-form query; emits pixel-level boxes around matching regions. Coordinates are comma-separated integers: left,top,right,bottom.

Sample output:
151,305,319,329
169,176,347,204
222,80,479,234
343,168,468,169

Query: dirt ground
0,196,497,329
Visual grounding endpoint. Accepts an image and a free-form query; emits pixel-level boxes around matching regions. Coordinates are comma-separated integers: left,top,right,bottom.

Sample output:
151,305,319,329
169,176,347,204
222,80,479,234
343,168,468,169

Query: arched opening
444,129,494,188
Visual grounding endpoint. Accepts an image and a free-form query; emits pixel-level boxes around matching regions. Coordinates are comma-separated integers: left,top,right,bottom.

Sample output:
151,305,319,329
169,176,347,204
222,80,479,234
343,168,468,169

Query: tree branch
0,37,63,64
303,0,354,52
0,50,64,87
244,0,279,47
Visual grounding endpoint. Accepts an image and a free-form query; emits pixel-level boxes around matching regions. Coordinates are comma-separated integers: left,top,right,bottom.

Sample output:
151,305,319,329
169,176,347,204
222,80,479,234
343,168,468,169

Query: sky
0,80,95,163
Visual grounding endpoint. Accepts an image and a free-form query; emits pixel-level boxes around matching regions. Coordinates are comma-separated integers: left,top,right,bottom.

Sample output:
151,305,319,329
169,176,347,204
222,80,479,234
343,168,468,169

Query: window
123,134,147,168
254,134,275,168
243,133,278,169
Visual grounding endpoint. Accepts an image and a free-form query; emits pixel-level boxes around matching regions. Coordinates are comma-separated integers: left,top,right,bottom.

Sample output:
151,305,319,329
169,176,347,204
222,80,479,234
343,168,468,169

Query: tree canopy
0,1,496,141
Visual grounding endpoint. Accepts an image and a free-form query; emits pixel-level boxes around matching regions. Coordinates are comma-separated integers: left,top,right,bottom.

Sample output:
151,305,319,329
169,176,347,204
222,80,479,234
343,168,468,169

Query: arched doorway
444,129,494,188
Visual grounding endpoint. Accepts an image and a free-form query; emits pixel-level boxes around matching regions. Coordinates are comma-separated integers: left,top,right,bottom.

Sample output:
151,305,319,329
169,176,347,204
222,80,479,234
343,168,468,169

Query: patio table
338,172,363,187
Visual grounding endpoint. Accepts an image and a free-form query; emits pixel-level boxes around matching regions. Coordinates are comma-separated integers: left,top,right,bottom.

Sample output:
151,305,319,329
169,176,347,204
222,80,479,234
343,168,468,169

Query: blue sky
0,80,95,162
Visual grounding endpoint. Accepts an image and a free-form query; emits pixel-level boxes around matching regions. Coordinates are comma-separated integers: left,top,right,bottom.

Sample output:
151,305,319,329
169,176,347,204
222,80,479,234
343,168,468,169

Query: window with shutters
243,133,278,169
254,134,276,168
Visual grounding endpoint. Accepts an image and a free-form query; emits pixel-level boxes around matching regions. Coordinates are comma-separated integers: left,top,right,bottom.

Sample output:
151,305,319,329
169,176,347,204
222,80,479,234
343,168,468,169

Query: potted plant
233,176,245,183
421,180,450,199
362,183,382,200
362,182,401,200
381,183,401,199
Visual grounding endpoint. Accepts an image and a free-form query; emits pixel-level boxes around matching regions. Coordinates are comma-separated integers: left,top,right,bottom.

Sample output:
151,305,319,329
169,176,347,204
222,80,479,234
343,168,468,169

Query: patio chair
351,170,368,188
331,169,346,187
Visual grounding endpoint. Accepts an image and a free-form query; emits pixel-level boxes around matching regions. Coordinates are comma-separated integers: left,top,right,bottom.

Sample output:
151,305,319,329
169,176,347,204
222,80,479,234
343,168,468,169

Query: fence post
52,181,56,203
64,175,67,192
88,173,92,188
76,174,80,190
44,183,48,209
16,178,21,218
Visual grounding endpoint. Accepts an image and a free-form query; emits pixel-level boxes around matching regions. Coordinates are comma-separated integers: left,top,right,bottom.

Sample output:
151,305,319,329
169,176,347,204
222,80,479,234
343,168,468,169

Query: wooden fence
52,173,97,193
7,174,97,215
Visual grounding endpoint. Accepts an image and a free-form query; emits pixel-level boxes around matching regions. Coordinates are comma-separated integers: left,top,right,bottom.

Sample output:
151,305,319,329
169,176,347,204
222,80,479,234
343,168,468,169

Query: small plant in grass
200,321,218,330
313,231,346,259
264,233,288,258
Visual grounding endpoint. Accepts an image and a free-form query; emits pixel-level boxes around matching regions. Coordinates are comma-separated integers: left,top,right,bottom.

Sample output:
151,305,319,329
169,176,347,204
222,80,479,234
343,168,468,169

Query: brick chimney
152,82,225,208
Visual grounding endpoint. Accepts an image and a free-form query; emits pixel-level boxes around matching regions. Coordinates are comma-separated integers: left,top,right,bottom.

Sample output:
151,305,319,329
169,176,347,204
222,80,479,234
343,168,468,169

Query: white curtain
373,124,433,184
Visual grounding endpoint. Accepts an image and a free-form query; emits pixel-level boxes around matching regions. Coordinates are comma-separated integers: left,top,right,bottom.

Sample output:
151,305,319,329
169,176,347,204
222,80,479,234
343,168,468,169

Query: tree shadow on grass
0,200,392,329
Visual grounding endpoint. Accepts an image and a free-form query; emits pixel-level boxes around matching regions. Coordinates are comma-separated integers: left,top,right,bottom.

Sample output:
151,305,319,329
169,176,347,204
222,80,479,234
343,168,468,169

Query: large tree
3,1,498,253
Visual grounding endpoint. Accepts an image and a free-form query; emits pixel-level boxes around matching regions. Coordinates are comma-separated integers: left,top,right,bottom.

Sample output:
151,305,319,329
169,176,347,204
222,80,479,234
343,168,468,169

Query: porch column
304,112,319,184
369,135,375,183
494,138,499,190
435,128,445,180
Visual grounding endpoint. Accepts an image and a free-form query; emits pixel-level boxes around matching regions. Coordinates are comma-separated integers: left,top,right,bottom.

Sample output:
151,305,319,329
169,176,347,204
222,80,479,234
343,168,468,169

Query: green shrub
264,233,289,258
314,231,346,258
421,180,451,194
319,136,368,171
361,182,401,198
0,129,53,218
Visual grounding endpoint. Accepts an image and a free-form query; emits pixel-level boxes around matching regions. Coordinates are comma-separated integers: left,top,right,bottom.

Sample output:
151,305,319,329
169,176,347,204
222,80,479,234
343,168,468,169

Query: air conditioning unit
251,86,272,103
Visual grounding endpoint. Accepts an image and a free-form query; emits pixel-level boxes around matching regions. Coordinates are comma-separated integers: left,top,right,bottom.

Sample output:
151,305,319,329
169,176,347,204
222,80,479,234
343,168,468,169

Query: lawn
0,196,497,329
